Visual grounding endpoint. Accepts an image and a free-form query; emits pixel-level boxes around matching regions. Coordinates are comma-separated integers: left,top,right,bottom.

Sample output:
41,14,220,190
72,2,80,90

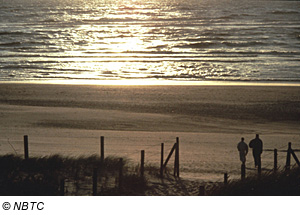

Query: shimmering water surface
1,0,300,84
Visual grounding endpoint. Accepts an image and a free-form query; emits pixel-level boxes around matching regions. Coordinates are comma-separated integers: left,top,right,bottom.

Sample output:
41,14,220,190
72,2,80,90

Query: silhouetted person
237,137,248,164
249,134,263,167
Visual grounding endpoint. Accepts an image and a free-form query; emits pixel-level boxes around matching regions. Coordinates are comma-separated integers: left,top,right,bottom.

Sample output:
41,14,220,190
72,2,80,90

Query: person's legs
240,153,246,163
253,154,258,167
257,155,261,168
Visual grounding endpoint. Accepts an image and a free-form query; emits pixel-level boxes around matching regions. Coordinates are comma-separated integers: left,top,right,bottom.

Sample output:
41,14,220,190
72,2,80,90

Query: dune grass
0,154,148,196
2,154,300,196
208,166,300,196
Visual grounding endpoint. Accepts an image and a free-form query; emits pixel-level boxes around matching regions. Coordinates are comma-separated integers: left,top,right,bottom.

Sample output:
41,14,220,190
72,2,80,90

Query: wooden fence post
160,143,164,178
100,136,104,164
93,168,98,196
291,149,300,167
241,163,246,180
119,158,123,193
175,137,179,177
141,150,145,177
24,135,29,160
274,149,277,173
163,143,176,168
199,186,205,196
286,142,291,171
224,173,228,185
60,178,65,196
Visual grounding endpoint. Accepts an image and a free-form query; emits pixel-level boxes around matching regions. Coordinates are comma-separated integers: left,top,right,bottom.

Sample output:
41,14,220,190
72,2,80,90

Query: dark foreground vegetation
1,154,300,196
209,167,300,196
0,154,148,196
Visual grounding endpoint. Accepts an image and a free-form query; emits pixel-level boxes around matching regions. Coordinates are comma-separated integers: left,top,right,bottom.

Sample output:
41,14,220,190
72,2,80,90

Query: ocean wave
80,17,142,23
217,14,243,20
146,44,169,49
186,37,226,42
1,0,300,84
148,73,300,82
0,54,43,58
178,59,259,63
118,6,143,10
0,65,51,70
0,31,31,36
42,18,59,23
269,10,299,15
175,41,266,49
208,50,300,56
0,42,22,46
176,42,215,49
0,64,91,73
0,41,52,47
221,41,266,47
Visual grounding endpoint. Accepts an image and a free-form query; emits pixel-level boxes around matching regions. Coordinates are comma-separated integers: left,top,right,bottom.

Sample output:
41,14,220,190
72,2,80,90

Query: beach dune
0,83,299,181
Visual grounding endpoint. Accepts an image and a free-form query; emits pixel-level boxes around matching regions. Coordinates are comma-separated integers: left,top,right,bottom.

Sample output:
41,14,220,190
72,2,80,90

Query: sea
0,0,300,84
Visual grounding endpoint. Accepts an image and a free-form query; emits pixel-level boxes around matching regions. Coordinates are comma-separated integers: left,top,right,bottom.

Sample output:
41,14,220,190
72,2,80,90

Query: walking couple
237,134,263,167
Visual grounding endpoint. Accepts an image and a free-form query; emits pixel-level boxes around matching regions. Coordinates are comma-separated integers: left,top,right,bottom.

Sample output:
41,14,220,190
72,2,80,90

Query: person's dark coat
249,138,263,155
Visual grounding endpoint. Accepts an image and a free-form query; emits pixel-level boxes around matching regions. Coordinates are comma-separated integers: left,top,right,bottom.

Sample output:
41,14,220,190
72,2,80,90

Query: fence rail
264,149,300,152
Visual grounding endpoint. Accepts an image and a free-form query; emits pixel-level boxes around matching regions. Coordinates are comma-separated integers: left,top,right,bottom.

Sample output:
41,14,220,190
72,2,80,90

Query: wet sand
0,83,299,131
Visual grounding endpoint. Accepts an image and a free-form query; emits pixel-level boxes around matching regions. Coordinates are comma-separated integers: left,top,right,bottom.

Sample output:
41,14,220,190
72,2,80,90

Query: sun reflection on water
1,0,300,84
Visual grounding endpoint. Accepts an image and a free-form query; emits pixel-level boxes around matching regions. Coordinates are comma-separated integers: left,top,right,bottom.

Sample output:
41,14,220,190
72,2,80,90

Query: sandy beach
0,83,299,184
